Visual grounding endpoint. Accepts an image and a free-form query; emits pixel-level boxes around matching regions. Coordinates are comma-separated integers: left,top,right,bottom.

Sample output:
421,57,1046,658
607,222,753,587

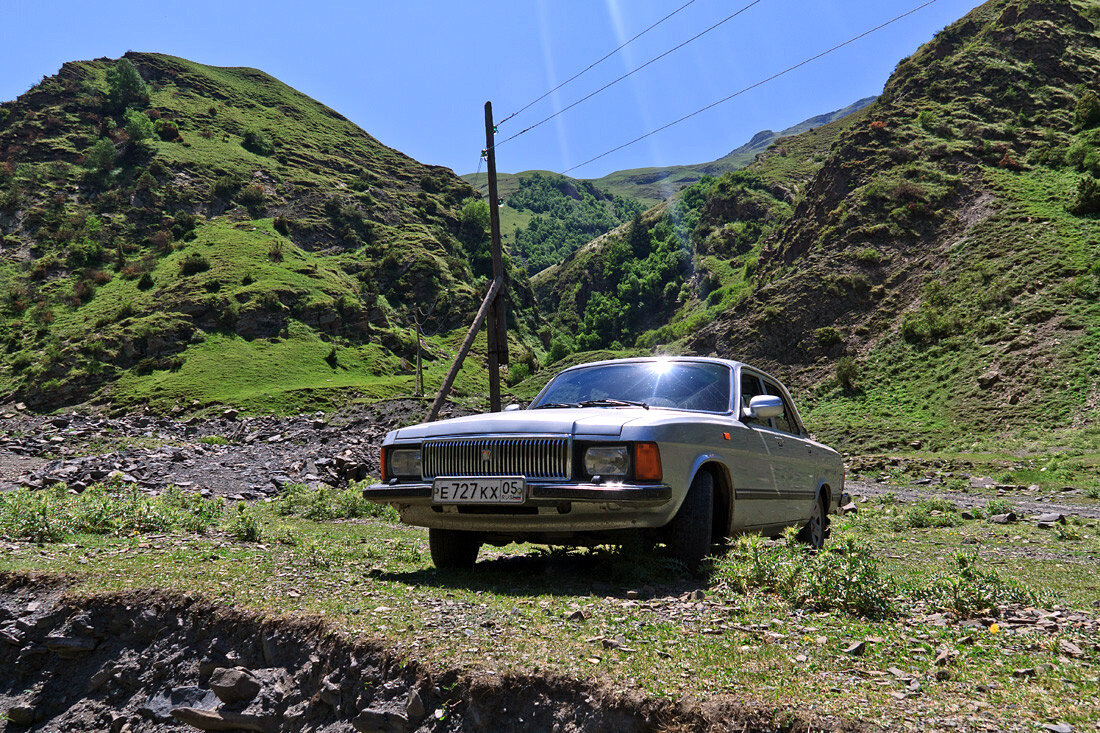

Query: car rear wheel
665,470,713,571
429,528,481,569
797,495,828,550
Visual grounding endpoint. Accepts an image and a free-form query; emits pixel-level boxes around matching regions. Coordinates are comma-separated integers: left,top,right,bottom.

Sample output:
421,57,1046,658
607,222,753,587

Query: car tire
797,495,828,550
666,470,713,571
428,528,481,569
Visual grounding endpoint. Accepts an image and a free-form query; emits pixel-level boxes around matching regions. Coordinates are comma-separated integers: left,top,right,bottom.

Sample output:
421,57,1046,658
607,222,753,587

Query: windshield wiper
532,402,579,409
577,398,649,410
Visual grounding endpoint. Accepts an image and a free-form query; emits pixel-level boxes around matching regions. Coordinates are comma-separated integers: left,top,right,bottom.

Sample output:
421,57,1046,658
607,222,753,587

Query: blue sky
3,0,984,179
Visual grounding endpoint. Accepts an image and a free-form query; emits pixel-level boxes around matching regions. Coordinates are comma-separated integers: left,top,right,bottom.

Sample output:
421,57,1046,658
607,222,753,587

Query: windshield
532,361,731,413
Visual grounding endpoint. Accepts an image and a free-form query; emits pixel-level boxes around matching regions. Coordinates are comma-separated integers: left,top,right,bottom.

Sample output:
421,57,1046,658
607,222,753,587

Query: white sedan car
364,357,844,570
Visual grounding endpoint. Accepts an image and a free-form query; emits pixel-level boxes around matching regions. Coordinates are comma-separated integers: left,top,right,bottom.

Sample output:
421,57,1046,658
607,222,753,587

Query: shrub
226,503,263,542
916,109,938,131
272,482,397,521
199,435,229,445
506,362,531,386
123,109,154,144
136,171,157,190
715,536,895,618
179,253,210,275
237,183,265,209
889,500,962,530
1075,91,1100,130
210,175,240,201
1070,175,1100,215
268,239,284,261
836,356,858,391
914,551,1038,616
813,326,843,347
241,129,274,156
545,336,572,364
273,215,291,235
137,272,154,291
154,119,180,141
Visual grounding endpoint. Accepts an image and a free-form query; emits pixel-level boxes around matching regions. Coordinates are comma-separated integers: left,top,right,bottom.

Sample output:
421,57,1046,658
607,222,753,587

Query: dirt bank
0,575,852,732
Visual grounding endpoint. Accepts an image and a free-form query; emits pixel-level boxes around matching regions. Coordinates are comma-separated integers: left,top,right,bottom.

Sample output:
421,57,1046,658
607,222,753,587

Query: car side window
740,373,767,426
763,380,799,435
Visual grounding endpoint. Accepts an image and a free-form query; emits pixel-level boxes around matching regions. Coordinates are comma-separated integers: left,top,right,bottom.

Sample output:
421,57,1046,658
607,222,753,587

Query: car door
730,370,782,528
761,379,818,524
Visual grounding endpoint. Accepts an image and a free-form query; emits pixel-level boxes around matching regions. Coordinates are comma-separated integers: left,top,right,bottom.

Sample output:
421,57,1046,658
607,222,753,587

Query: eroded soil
0,575,842,732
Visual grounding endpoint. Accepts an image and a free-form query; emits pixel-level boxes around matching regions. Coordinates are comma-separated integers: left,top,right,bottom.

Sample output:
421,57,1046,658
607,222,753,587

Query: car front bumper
363,480,675,534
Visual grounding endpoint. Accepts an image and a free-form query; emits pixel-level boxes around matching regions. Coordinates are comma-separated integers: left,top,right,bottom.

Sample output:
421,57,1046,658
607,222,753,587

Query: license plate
432,477,526,504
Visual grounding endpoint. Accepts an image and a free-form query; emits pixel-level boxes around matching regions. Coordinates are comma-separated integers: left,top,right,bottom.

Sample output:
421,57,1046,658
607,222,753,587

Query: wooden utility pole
484,101,508,412
413,317,422,398
423,101,509,421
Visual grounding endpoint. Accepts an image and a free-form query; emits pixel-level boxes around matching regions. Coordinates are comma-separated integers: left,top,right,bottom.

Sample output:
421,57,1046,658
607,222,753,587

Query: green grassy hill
0,52,543,412
535,0,1100,458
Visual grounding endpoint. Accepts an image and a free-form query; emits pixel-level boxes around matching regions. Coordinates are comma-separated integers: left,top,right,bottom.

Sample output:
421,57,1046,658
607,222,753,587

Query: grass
1,487,1097,730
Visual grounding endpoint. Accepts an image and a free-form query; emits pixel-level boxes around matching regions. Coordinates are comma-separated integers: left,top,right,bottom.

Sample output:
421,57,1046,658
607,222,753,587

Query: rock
209,667,261,704
1058,640,1084,658
351,708,409,733
969,476,995,489
989,512,1017,524
405,688,425,720
844,641,866,656
977,370,1001,389
7,705,35,725
935,669,952,681
222,409,239,421
170,708,273,732
960,510,975,520
933,649,954,666
1012,667,1037,679
839,502,858,515
44,635,97,655
1035,513,1066,525
1041,724,1074,733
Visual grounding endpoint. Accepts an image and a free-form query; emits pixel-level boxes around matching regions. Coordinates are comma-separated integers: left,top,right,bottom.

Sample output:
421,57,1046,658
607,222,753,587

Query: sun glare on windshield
649,358,674,375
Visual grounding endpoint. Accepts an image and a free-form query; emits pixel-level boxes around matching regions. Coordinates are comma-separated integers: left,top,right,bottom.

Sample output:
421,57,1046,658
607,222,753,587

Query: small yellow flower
989,623,999,634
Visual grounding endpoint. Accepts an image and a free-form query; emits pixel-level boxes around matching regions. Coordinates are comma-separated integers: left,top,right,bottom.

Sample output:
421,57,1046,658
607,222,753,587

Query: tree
106,58,149,110
84,139,116,172
626,213,650,258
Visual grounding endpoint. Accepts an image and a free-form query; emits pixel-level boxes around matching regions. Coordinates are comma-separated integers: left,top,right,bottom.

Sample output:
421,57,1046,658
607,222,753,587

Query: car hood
391,408,649,440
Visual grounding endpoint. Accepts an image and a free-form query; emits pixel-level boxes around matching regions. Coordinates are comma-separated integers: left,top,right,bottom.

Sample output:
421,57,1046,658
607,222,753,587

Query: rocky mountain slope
536,0,1100,452
590,96,877,204
0,53,541,412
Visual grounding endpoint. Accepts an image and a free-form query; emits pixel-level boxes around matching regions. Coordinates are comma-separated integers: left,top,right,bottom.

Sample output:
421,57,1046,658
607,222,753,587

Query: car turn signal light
633,442,662,481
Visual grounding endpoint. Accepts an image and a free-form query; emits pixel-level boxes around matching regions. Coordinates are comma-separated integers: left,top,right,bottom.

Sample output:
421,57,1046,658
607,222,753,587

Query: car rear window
534,361,731,412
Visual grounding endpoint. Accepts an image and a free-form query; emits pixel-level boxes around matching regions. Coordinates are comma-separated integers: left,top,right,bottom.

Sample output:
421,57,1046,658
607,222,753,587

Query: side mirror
742,395,783,420
504,403,523,412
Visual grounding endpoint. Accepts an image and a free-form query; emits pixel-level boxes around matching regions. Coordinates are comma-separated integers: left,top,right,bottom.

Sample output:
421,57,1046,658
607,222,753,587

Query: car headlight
584,446,629,477
387,448,421,479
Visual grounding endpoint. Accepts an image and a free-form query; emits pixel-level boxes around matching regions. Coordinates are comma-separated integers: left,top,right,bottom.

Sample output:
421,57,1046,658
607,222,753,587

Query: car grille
421,437,571,481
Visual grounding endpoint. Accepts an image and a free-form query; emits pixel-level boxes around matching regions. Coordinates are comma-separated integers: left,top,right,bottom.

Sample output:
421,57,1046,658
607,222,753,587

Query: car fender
684,453,734,534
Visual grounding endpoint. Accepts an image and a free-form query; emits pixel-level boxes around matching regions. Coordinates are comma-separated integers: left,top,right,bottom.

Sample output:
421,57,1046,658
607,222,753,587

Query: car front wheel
797,495,828,550
665,470,714,571
428,528,481,569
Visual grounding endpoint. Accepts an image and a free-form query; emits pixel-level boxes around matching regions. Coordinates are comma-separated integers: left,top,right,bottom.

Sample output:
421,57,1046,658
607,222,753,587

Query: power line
495,0,764,150
499,0,701,126
561,0,939,175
